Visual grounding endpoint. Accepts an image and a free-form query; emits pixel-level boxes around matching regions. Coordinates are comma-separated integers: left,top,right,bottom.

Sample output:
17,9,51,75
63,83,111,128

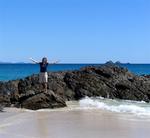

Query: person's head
42,57,48,64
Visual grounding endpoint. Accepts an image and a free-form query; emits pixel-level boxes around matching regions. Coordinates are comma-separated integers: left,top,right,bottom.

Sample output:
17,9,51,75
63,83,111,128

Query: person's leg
43,82,47,93
39,73,44,92
43,72,48,93
39,73,46,92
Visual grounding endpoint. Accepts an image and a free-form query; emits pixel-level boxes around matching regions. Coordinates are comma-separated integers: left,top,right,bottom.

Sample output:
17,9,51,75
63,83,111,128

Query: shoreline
1,107,150,138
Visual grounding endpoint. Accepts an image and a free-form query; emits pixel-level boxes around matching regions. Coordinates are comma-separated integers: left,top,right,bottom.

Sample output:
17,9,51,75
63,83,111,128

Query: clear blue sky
0,0,150,63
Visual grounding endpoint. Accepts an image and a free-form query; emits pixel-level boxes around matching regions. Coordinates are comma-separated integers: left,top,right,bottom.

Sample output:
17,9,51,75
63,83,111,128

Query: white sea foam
4,97,150,117
79,97,150,116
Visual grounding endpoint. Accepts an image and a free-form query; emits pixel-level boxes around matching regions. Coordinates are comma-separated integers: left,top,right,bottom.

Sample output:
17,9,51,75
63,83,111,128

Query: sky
0,0,150,63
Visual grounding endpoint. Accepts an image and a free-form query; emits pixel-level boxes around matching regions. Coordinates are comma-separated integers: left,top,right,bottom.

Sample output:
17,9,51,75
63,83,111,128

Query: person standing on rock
30,57,58,93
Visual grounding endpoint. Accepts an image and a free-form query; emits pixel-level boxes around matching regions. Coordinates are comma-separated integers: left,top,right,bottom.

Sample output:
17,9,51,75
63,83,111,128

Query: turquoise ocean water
0,64,150,81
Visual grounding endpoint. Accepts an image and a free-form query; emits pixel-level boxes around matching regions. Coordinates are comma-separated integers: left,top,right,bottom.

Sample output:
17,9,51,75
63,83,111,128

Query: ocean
0,63,150,81
0,63,150,117
0,64,91,81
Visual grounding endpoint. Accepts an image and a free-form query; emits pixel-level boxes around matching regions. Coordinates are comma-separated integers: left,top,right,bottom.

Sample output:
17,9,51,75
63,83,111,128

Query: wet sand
0,108,150,138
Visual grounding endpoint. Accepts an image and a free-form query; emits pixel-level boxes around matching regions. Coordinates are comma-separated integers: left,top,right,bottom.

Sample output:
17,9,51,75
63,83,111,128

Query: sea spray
79,97,150,116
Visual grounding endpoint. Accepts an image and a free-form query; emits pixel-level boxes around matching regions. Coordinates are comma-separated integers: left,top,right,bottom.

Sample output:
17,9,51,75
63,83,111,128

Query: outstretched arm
29,58,39,64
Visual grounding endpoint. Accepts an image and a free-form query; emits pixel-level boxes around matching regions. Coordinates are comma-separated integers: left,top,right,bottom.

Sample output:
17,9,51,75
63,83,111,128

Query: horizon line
0,62,150,64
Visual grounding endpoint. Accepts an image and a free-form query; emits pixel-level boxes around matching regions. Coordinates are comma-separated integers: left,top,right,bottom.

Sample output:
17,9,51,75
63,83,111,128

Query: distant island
106,60,130,65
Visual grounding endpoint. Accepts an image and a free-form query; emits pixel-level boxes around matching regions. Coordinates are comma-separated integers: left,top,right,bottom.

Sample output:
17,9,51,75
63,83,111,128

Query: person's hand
29,58,39,64
29,57,33,60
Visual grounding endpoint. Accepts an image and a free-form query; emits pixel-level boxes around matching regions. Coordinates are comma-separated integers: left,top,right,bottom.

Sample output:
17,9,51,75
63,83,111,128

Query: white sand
0,107,150,138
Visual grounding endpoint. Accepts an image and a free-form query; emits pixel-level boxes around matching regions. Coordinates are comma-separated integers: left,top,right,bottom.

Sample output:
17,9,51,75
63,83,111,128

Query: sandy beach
0,106,150,138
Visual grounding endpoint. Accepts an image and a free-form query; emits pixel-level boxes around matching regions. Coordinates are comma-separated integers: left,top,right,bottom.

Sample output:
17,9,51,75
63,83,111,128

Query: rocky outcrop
20,90,66,110
64,65,150,102
0,64,150,110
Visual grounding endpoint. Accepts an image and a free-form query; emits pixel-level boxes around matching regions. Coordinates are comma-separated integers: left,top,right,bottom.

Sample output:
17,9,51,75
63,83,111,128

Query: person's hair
42,57,48,64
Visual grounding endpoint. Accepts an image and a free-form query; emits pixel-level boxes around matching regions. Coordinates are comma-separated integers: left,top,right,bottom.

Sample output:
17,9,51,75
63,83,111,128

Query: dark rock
64,65,150,102
0,80,19,95
142,75,150,79
0,94,11,107
20,90,66,110
105,60,114,65
0,105,3,112
0,63,150,110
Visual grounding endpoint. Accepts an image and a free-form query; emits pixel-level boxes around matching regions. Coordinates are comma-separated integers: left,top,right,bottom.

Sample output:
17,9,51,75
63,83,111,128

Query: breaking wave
79,97,150,116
